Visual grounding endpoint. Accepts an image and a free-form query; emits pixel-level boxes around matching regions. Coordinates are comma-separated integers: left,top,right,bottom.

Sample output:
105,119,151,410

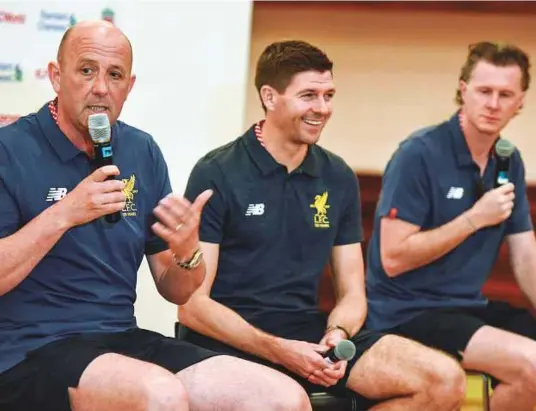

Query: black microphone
494,139,515,188
323,339,356,365
475,178,486,199
88,113,121,224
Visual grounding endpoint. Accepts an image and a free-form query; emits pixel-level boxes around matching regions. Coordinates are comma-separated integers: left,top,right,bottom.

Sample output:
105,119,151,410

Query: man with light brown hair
367,41,536,410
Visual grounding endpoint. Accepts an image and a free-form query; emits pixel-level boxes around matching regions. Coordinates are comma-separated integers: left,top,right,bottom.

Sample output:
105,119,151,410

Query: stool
309,392,355,410
466,371,491,411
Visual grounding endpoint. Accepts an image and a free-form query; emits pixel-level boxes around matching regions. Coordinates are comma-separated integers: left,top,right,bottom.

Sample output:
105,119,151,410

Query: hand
319,328,347,348
467,183,515,229
274,339,341,387
151,189,213,258
310,329,348,386
56,165,126,228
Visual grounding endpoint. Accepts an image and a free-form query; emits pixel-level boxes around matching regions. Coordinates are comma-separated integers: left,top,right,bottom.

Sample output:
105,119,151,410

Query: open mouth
303,118,323,126
87,105,108,113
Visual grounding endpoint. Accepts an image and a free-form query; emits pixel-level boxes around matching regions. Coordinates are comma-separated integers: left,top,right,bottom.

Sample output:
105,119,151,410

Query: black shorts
183,312,385,409
0,327,220,411
390,300,536,385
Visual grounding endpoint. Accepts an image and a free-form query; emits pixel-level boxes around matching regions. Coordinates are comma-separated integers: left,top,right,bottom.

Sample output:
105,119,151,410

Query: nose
91,73,109,97
486,92,500,110
314,97,330,116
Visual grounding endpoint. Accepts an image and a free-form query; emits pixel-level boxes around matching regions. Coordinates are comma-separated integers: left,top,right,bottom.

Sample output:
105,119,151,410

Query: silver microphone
88,113,111,144
88,113,121,224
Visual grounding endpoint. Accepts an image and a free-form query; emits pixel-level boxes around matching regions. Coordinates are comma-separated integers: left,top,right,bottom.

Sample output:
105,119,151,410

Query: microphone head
333,339,356,362
495,139,515,158
88,113,111,143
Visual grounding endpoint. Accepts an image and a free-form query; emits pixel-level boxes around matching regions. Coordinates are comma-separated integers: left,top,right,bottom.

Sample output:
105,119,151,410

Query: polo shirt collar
243,122,320,177
448,111,474,167
36,101,118,163
448,110,500,168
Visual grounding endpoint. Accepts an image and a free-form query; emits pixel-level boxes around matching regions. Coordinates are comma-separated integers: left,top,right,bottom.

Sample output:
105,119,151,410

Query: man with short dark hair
179,40,466,411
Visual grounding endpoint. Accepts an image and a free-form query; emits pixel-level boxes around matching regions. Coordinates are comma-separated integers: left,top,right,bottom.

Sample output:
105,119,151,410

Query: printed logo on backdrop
101,8,115,24
0,115,20,128
0,10,26,24
35,68,48,80
38,10,76,32
0,63,23,82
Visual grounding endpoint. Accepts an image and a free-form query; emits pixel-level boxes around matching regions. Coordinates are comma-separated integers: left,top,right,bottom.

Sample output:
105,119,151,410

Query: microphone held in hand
323,339,356,365
88,113,121,224
494,139,515,188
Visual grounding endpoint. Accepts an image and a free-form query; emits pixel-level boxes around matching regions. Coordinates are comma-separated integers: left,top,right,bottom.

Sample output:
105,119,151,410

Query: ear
48,61,61,94
518,92,525,113
459,80,467,103
260,85,277,112
125,74,136,99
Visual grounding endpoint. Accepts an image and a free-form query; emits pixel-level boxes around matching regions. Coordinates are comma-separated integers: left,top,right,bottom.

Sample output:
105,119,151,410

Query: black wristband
325,324,351,339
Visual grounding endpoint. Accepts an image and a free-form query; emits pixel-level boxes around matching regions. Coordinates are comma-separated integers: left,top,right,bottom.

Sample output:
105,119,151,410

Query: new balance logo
245,203,265,216
446,187,464,200
46,187,67,202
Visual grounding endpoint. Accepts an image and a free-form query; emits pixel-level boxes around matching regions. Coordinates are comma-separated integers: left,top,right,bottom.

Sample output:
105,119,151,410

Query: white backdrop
0,0,253,336
0,1,127,123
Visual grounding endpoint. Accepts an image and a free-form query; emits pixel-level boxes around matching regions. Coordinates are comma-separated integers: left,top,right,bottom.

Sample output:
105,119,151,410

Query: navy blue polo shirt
184,123,363,335
0,103,172,374
366,112,533,331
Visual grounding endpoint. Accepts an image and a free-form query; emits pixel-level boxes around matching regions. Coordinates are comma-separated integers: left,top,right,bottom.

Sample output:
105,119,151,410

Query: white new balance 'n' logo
245,203,265,216
446,187,464,200
46,187,68,202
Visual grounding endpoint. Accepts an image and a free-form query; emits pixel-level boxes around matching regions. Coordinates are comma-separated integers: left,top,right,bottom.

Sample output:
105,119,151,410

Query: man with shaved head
0,21,312,411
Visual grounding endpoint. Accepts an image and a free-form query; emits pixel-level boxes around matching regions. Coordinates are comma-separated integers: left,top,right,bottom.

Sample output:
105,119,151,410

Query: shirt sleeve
183,158,227,244
144,139,173,255
376,139,431,227
334,166,363,245
0,140,22,239
505,150,533,235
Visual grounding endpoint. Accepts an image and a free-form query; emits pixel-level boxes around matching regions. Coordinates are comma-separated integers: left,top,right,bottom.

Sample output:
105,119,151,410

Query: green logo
102,8,114,24
13,65,22,82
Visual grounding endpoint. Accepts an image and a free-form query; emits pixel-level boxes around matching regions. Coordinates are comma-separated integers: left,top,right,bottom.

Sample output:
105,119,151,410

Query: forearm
179,295,283,363
326,293,366,337
0,204,70,296
157,259,206,305
385,211,476,277
512,253,536,308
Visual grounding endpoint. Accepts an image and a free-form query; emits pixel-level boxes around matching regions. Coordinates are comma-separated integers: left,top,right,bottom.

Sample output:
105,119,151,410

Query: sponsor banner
0,3,122,117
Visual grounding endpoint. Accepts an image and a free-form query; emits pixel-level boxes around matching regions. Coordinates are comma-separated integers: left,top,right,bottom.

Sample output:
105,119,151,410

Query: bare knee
514,355,536,394
178,355,310,411
70,353,189,411
425,355,466,408
268,381,311,411
233,361,311,411
143,372,189,411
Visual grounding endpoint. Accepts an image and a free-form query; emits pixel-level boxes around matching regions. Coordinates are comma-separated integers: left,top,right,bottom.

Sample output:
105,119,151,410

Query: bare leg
176,355,311,411
69,353,188,411
462,326,536,411
347,335,466,411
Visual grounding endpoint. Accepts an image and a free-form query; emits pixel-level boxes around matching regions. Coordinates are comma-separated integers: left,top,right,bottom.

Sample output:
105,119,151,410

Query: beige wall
245,3,536,180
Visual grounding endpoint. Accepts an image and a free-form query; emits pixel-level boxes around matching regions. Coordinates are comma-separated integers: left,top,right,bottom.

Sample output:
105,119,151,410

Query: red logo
35,68,48,79
388,207,398,219
0,11,26,24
